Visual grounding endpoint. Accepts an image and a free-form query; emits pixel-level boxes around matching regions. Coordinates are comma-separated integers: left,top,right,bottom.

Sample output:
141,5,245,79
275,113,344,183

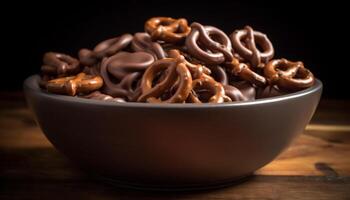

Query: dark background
3,1,348,99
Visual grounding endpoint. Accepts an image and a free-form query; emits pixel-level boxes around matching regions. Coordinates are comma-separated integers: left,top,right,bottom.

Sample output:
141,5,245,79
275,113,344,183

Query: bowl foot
93,174,253,191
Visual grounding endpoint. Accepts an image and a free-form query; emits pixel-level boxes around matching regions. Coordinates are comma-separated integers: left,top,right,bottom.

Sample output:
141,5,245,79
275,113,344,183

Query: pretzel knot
46,73,103,96
41,52,80,76
187,74,231,103
167,49,211,79
231,26,274,68
145,17,191,43
264,58,315,91
79,34,133,66
226,58,266,87
186,22,233,65
167,49,229,103
137,56,193,103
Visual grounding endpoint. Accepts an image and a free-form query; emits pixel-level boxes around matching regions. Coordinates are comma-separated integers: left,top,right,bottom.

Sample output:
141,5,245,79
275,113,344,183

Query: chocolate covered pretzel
79,34,133,66
231,26,274,68
186,22,233,65
264,58,315,91
100,51,154,100
131,32,166,59
40,17,316,103
41,52,80,76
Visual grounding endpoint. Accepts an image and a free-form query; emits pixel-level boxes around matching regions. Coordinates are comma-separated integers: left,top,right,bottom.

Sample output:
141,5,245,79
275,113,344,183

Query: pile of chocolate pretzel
39,17,315,103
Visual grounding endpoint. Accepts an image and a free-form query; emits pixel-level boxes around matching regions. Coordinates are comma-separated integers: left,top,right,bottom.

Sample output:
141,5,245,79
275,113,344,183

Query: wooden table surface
1,92,350,199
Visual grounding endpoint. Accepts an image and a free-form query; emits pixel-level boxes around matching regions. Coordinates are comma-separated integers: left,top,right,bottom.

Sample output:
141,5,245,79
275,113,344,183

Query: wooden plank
257,134,350,176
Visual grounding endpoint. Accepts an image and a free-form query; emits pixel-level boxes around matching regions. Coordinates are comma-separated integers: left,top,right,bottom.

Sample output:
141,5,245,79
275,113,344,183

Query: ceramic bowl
24,75,322,190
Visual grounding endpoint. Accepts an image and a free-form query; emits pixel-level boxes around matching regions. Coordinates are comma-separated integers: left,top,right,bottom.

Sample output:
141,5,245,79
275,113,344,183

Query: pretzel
131,32,166,59
41,52,80,76
40,18,317,104
231,26,274,68
264,58,315,91
79,34,133,66
187,74,231,103
137,57,192,103
186,22,233,65
145,17,191,43
225,57,266,87
100,52,154,100
166,49,229,103
167,49,211,79
46,73,103,96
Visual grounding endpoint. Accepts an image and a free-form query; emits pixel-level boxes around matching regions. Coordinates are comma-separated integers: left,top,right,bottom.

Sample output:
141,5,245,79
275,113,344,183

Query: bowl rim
24,75,322,108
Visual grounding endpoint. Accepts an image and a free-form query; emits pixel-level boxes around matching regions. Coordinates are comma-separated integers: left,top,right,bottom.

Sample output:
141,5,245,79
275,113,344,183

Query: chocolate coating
79,34,133,66
40,17,317,103
131,32,166,60
264,58,315,91
107,52,154,80
231,26,274,68
100,51,154,100
186,22,233,65
41,52,80,76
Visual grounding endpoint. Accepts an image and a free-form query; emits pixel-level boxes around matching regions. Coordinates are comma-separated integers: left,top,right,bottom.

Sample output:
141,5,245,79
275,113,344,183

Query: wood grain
1,93,350,199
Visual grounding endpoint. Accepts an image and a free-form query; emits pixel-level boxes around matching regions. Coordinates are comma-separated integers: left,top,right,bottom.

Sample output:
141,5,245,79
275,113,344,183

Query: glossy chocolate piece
186,22,233,65
264,58,315,91
79,34,133,66
131,32,166,60
231,26,274,68
39,17,317,103
41,52,80,76
100,51,154,100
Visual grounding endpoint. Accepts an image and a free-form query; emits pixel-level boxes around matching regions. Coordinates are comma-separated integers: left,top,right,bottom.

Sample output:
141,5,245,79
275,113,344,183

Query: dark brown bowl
24,75,322,190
